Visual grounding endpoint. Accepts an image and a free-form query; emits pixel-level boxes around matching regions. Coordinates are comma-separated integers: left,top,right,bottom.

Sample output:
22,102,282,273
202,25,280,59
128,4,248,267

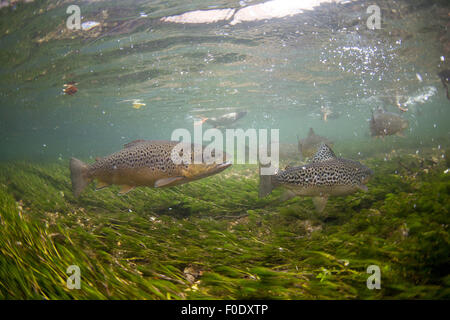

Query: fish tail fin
70,158,91,198
258,164,276,198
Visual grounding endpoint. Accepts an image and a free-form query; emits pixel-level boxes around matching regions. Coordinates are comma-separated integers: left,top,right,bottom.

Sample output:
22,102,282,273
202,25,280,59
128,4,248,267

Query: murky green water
0,0,449,300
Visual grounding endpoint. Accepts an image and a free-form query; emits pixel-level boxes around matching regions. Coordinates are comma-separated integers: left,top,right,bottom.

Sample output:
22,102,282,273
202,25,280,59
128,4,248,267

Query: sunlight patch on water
161,0,355,25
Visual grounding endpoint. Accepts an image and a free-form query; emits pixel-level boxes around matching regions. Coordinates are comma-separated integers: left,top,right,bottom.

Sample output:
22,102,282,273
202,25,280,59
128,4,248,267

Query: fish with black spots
259,143,373,212
70,140,231,198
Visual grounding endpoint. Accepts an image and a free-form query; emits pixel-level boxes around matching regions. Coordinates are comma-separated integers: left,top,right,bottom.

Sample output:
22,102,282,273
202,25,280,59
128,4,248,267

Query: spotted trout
70,140,232,198
259,143,373,212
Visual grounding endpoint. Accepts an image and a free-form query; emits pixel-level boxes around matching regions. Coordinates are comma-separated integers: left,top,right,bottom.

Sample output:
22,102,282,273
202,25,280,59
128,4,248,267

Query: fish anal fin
280,190,297,202
96,180,110,190
357,184,368,192
154,177,185,188
312,196,328,213
118,185,135,195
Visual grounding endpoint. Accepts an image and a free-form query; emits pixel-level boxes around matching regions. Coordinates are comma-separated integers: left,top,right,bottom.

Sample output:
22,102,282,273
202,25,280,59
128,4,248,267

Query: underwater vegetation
0,144,449,300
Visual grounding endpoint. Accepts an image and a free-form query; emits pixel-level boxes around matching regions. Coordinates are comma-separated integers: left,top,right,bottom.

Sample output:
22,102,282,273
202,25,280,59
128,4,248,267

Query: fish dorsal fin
307,128,315,137
124,139,149,148
376,106,386,113
312,143,336,163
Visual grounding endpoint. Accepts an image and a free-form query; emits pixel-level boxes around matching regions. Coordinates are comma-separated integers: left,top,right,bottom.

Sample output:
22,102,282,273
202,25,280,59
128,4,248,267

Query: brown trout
70,140,231,198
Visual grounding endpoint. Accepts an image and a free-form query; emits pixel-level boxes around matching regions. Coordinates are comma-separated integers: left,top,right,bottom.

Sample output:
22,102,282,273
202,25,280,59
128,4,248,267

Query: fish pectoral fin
154,177,185,188
118,185,135,195
280,190,297,202
357,184,368,192
312,196,329,213
96,181,110,190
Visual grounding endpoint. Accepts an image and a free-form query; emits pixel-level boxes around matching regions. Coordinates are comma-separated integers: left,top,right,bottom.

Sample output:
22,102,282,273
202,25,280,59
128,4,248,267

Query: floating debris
119,99,146,109
81,21,100,31
63,82,78,95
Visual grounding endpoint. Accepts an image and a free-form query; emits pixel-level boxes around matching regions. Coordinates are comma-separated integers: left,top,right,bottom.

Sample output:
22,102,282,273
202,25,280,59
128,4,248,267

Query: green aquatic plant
0,145,449,299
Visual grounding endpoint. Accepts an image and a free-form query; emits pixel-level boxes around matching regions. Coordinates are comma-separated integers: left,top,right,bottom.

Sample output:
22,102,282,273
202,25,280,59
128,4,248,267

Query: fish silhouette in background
297,128,333,161
199,111,247,128
370,107,409,137
438,69,450,100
